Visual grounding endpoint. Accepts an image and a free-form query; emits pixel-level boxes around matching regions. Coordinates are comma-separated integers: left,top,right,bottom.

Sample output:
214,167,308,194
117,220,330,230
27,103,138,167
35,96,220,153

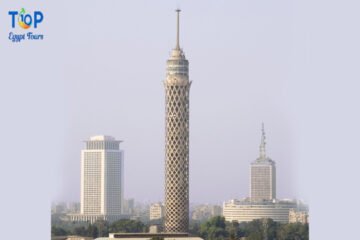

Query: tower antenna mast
176,9,181,50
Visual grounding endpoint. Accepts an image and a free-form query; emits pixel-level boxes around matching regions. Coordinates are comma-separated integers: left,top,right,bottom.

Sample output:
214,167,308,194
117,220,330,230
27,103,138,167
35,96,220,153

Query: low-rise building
289,208,309,224
223,199,306,224
149,203,164,220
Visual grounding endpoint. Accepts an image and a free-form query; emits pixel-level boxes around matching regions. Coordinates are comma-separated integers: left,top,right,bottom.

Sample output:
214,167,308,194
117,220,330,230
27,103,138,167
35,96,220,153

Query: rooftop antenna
259,122,266,159
175,9,181,50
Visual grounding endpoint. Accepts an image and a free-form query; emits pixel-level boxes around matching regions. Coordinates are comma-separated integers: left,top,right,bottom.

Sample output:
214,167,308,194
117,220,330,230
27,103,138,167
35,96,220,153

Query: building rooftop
90,135,116,141
224,198,300,206
107,233,193,239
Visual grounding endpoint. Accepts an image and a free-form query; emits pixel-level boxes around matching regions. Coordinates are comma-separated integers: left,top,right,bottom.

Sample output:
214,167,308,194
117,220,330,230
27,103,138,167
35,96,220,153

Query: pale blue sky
1,0,360,239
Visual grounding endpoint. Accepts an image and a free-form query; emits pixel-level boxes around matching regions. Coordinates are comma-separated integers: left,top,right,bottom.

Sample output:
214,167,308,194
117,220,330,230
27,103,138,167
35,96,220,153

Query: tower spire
175,9,181,50
259,123,266,159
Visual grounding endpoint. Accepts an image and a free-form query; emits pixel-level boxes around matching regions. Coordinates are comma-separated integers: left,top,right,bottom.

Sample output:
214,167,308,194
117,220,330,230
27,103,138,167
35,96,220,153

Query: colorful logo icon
18,8,31,29
8,8,44,29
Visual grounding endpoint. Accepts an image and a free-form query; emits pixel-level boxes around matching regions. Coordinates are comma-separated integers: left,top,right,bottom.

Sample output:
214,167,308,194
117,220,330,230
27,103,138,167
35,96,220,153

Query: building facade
289,209,309,224
164,9,191,233
223,199,298,224
250,124,276,202
70,135,124,223
150,203,165,220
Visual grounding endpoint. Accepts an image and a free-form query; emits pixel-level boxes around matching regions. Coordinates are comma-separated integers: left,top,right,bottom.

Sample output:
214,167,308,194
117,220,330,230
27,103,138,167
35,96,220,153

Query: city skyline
50,2,304,206
55,124,296,205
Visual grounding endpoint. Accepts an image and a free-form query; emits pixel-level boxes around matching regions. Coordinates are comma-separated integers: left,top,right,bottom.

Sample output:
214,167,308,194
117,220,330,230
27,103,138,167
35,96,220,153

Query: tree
74,226,87,236
226,221,246,240
51,226,68,236
109,219,145,233
189,220,201,236
94,219,110,237
245,219,264,240
87,224,99,238
277,223,309,240
242,218,279,240
199,216,228,240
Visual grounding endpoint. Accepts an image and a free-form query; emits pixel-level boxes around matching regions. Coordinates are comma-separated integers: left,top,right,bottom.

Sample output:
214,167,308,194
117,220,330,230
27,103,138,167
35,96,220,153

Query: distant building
129,202,150,222
149,225,161,234
69,135,124,223
250,124,276,202
289,208,309,224
150,203,164,220
52,202,67,214
223,124,309,224
191,204,222,221
67,202,80,213
223,199,300,224
123,198,135,216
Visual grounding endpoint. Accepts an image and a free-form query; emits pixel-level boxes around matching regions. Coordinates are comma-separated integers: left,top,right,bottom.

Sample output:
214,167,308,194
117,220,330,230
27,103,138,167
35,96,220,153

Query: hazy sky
1,0,360,239
56,0,297,204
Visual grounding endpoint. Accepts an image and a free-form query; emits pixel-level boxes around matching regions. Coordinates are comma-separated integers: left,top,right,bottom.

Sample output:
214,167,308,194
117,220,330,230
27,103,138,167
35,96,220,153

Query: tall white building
70,135,124,223
250,124,276,202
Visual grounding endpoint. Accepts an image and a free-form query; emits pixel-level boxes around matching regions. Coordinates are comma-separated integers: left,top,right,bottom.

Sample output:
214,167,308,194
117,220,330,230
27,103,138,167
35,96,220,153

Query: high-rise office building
250,124,276,202
70,135,124,223
223,125,308,224
164,9,191,233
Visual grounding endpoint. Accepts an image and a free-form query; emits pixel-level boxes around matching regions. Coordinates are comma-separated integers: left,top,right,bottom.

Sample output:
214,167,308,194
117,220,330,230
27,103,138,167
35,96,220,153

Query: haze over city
53,1,300,204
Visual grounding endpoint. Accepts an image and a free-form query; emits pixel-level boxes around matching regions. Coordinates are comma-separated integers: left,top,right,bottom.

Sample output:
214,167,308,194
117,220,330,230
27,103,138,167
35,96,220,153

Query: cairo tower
164,9,191,233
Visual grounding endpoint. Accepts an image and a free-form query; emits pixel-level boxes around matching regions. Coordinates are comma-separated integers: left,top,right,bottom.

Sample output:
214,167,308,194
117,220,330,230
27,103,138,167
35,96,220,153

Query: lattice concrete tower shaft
164,9,191,233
